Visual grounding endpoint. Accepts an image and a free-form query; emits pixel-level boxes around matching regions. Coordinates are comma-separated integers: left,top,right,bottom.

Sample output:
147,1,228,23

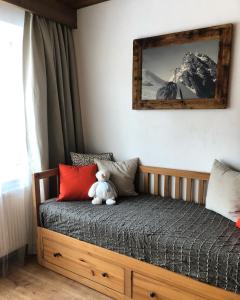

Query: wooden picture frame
132,24,233,110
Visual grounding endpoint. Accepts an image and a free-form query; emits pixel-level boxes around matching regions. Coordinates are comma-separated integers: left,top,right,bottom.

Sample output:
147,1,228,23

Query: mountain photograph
141,39,219,101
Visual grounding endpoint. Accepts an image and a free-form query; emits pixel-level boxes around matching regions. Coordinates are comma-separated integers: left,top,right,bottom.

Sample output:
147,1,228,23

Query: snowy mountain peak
169,52,217,98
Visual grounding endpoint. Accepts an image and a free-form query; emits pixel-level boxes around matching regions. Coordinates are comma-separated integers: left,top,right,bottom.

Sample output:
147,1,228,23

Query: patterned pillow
70,152,114,167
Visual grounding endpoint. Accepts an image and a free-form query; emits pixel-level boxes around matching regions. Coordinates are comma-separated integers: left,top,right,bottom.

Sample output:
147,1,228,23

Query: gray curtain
23,12,84,172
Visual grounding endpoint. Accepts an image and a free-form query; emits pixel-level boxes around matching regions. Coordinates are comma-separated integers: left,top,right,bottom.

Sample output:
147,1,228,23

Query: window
0,2,26,192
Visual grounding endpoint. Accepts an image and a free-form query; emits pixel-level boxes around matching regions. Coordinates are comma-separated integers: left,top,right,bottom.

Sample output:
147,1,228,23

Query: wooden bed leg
37,228,43,265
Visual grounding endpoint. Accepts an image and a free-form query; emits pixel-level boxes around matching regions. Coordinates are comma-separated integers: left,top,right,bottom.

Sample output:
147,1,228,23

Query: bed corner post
32,168,59,227
32,168,59,265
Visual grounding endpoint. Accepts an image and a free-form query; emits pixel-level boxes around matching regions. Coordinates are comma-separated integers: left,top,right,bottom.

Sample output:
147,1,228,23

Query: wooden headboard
138,165,210,204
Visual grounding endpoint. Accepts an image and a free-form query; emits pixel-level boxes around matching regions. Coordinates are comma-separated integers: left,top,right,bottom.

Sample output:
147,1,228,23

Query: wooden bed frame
33,165,240,300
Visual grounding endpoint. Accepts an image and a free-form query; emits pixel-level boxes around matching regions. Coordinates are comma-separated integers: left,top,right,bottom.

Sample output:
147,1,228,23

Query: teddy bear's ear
95,170,102,179
104,169,110,178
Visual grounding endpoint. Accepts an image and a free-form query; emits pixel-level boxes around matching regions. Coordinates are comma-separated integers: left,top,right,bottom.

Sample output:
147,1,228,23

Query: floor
0,257,112,300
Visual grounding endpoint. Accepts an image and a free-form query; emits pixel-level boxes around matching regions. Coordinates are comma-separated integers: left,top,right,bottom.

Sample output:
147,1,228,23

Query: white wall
74,0,240,172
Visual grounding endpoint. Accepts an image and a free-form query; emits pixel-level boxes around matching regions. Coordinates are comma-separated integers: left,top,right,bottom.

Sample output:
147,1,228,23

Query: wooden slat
56,175,60,195
198,180,204,204
154,174,159,196
139,165,210,181
203,181,208,204
144,173,149,193
186,178,193,202
3,0,77,28
164,175,170,198
169,176,172,198
175,177,181,199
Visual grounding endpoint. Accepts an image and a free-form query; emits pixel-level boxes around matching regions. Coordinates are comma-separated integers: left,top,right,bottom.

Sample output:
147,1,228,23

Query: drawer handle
53,252,62,257
148,291,156,298
101,272,108,278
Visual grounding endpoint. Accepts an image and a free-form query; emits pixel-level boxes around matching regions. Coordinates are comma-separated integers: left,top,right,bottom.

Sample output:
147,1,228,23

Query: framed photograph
132,24,233,109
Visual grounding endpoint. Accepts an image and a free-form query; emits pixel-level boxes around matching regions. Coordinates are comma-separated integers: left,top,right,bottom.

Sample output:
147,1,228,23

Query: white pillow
206,160,240,222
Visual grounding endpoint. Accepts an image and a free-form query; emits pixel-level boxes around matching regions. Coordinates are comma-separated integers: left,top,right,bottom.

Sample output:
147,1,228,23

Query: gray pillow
206,159,240,222
94,158,139,196
70,152,114,166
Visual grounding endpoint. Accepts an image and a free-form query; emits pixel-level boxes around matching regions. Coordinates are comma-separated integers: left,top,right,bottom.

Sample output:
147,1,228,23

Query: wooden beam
76,0,109,9
139,165,210,181
61,0,109,9
2,0,77,28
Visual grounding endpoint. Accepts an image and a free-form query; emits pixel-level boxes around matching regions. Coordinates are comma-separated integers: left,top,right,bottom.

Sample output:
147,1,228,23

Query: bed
33,165,240,300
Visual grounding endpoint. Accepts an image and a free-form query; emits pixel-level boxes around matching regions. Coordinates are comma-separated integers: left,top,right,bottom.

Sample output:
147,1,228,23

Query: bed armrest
32,168,59,226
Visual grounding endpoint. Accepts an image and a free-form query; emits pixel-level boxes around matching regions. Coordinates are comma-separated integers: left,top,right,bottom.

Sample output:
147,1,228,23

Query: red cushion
236,218,240,229
57,164,97,201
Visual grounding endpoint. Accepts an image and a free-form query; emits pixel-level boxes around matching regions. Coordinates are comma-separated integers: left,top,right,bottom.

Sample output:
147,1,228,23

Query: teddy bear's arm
88,182,98,198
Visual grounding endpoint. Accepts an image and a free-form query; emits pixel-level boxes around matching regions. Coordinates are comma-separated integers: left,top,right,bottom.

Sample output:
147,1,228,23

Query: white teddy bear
88,170,117,205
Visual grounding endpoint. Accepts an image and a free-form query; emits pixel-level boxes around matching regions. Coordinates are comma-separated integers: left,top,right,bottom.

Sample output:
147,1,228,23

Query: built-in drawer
132,272,205,300
42,237,124,293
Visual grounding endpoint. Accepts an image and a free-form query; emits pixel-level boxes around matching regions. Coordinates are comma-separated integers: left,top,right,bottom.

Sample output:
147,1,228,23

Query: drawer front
133,273,205,300
42,237,124,293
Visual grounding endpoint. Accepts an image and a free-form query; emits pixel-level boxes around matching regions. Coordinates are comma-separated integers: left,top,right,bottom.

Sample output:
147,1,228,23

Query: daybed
33,165,240,300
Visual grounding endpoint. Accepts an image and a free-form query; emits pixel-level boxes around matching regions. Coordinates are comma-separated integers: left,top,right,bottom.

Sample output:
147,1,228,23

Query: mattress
39,195,240,293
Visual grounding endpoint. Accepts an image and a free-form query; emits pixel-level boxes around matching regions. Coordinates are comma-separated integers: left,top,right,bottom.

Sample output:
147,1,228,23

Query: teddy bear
88,169,117,205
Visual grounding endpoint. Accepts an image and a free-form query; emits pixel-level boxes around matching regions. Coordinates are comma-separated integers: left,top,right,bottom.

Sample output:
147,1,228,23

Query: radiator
0,188,28,258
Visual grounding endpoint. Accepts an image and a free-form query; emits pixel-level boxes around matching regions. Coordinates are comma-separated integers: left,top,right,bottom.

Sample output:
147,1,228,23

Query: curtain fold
23,12,84,172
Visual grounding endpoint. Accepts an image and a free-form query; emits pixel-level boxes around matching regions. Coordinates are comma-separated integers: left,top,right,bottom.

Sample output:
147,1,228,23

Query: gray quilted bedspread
40,195,240,293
